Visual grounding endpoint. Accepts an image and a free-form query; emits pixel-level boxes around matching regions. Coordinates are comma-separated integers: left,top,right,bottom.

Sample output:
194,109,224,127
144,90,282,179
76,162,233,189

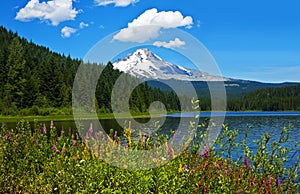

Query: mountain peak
112,48,229,81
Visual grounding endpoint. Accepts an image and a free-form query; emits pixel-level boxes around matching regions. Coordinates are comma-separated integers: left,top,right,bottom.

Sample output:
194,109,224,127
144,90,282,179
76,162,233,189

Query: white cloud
15,0,79,26
95,0,139,7
61,26,77,38
153,38,186,49
79,22,89,29
113,8,193,43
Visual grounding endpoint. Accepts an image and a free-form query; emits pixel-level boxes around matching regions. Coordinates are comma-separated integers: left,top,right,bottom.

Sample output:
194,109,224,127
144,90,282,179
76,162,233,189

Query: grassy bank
0,112,166,123
0,119,299,193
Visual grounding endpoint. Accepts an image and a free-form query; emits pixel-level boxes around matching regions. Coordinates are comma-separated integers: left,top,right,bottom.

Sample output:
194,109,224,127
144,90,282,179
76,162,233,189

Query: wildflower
95,131,100,138
53,144,59,154
168,144,173,158
153,151,157,158
76,133,79,140
237,189,243,194
72,140,77,147
178,164,183,173
201,145,209,159
43,123,47,134
62,143,66,153
50,121,54,129
184,164,188,172
276,177,281,188
114,131,117,140
244,157,249,168
251,177,255,186
173,130,178,141
267,177,271,187
89,123,93,134
6,132,12,141
145,133,150,141
13,146,17,152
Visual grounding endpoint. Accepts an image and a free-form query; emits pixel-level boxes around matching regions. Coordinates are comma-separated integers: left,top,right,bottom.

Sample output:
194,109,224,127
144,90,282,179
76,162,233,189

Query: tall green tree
3,37,27,110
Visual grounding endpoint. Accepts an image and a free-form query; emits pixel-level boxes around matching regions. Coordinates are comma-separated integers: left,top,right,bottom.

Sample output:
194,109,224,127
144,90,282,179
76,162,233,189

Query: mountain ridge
112,48,229,81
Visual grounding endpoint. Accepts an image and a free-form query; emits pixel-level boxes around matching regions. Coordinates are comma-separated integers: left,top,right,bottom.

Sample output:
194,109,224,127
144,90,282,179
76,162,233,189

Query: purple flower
201,145,209,159
43,123,47,134
50,121,54,129
267,178,271,187
153,151,157,158
251,177,255,186
276,177,281,188
237,189,243,194
76,133,79,140
145,133,150,141
184,164,188,171
114,131,117,140
72,140,77,147
173,130,178,141
168,144,173,157
6,132,12,141
244,157,249,168
95,131,100,138
89,123,93,134
53,144,59,154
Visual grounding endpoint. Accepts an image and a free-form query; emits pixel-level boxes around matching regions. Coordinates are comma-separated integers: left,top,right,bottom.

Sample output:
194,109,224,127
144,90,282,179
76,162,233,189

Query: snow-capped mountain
112,48,229,81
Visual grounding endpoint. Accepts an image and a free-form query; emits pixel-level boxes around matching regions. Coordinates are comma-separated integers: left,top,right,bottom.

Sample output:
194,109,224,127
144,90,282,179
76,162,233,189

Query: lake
2,111,299,169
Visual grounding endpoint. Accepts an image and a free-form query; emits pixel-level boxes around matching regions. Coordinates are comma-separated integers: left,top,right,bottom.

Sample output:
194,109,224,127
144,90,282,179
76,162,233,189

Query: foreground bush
0,119,299,193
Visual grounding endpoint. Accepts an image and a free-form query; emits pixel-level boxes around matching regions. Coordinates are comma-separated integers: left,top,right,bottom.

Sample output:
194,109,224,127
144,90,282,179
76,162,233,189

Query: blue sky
1,0,300,83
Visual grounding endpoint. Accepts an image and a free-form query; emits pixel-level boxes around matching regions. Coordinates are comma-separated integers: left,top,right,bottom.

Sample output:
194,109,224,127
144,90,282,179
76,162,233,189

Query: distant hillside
227,85,300,111
147,79,300,99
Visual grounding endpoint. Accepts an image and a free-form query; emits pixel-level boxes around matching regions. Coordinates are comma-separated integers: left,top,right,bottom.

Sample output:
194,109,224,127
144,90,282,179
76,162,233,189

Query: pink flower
43,123,47,134
237,189,243,194
76,133,79,140
184,164,188,171
6,132,12,141
267,178,271,187
251,177,255,186
72,140,77,147
244,157,249,168
89,123,93,134
201,145,209,159
168,144,173,157
114,131,117,140
173,130,178,141
53,144,59,154
145,133,150,141
95,131,100,138
50,121,54,129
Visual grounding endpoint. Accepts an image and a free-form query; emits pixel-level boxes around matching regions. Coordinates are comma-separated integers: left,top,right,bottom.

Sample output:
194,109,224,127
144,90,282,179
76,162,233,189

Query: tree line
0,26,183,116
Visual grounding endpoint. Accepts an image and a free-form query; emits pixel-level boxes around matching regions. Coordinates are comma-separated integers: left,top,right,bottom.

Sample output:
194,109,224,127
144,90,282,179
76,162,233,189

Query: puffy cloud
153,38,186,49
15,0,79,26
79,22,89,29
61,26,77,38
113,8,193,43
95,0,139,7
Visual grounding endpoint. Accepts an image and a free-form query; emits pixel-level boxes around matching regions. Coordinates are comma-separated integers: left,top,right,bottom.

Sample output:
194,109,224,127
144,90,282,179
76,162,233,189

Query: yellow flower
178,164,183,173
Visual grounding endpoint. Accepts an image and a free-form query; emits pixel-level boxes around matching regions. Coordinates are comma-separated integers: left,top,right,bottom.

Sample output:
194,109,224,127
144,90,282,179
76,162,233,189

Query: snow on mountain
112,48,229,81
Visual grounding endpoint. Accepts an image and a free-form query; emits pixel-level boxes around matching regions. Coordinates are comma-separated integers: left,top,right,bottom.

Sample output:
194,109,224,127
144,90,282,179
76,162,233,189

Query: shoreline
1,110,300,123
